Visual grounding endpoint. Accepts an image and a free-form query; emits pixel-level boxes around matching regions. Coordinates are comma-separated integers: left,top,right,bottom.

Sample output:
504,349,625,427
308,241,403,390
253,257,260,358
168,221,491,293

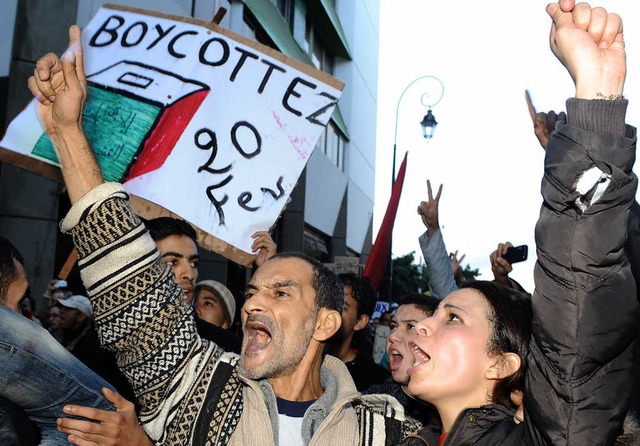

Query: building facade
0,0,379,307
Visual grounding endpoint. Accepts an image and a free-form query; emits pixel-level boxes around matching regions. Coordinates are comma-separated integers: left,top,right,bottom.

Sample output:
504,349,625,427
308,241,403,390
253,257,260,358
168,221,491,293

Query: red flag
363,151,408,291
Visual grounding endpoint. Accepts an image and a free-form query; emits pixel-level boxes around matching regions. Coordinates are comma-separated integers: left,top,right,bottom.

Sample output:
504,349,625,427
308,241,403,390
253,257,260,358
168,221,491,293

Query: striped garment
61,183,421,445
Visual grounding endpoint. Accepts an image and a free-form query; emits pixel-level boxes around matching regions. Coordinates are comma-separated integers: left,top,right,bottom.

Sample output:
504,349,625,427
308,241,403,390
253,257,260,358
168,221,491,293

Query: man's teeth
413,345,430,366
390,349,402,357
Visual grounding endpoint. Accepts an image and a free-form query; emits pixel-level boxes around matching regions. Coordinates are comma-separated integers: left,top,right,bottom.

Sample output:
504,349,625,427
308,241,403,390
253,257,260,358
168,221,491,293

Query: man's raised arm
27,25,103,203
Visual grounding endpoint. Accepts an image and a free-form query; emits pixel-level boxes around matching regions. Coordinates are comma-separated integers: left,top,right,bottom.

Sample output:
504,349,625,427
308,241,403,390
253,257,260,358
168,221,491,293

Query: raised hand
547,0,625,99
490,242,513,285
26,25,102,203
417,180,443,236
525,90,566,150
251,231,277,267
27,25,87,137
449,250,465,282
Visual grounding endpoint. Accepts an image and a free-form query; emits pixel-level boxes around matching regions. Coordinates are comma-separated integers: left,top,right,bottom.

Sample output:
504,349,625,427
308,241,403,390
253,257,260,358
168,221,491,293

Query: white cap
195,280,236,325
57,295,93,318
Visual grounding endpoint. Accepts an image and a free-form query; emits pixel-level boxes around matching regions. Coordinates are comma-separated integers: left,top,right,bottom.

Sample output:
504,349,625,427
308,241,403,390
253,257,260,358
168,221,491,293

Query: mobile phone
502,245,528,264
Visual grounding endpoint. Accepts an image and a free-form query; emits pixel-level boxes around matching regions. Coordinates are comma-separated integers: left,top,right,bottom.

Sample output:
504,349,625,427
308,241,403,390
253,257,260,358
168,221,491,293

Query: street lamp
392,75,444,183
386,75,444,302
420,109,438,140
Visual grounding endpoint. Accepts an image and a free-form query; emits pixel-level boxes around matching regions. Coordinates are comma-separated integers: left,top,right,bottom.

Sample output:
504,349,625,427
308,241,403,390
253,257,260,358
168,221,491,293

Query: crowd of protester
1,0,640,444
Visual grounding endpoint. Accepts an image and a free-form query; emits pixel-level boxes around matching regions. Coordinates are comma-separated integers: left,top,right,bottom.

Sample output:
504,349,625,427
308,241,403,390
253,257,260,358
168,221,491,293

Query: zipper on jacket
400,433,432,446
441,409,473,446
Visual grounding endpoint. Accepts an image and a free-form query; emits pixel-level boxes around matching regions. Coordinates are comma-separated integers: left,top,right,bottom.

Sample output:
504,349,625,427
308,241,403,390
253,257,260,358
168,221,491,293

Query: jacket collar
407,405,514,446
239,355,359,445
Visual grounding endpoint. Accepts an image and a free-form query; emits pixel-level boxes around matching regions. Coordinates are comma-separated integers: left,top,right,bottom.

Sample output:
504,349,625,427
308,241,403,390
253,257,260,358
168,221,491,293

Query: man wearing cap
194,280,236,329
193,280,242,353
56,295,93,350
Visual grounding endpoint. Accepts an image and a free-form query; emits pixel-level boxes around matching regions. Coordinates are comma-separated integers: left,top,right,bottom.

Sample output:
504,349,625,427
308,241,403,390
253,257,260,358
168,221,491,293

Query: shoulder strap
193,357,244,446
352,397,423,446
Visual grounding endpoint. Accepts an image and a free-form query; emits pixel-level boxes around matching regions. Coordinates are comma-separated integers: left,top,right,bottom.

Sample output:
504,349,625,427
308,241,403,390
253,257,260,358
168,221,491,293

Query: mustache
244,314,275,332
177,280,194,287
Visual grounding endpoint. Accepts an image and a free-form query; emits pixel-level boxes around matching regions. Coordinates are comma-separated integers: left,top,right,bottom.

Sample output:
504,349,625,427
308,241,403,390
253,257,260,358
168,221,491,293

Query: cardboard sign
325,256,361,275
0,4,343,266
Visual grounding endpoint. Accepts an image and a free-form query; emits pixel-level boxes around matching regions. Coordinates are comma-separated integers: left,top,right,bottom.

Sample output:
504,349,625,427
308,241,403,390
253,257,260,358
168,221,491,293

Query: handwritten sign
325,256,362,275
0,4,343,266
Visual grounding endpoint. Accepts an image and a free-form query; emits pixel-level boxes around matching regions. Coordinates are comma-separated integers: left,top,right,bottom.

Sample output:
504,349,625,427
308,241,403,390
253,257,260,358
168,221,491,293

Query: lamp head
420,109,438,140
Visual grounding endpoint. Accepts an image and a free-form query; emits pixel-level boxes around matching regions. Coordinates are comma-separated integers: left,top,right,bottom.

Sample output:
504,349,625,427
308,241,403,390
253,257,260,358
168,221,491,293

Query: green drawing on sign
32,85,161,182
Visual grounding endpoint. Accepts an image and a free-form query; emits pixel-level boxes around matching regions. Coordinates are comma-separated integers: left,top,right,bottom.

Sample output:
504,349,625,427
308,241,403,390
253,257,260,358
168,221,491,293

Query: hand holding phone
502,245,528,264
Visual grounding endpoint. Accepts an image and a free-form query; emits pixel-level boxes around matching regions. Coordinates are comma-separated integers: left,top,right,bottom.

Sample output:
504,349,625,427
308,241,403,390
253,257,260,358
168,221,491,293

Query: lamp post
391,75,444,183
386,75,444,303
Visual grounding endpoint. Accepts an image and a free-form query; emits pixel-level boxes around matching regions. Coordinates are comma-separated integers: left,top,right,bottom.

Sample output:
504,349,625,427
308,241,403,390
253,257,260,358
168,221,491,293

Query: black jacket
366,377,438,423
401,98,638,445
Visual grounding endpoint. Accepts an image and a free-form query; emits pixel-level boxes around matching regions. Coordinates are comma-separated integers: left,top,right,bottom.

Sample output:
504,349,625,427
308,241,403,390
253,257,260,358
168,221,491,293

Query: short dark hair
0,237,25,305
142,217,197,243
270,252,344,313
459,280,532,409
338,273,377,318
397,293,440,317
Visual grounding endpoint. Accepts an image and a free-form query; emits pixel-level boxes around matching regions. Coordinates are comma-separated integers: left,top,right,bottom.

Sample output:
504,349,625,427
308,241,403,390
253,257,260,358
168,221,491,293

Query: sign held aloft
0,4,344,266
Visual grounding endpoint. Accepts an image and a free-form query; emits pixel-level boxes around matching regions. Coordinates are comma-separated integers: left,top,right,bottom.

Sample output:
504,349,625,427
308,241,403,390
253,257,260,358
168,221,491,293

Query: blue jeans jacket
0,307,115,445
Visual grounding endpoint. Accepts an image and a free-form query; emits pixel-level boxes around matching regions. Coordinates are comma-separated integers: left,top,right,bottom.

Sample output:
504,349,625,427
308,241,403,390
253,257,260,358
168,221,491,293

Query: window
275,0,295,29
315,122,346,171
304,226,330,262
303,15,334,73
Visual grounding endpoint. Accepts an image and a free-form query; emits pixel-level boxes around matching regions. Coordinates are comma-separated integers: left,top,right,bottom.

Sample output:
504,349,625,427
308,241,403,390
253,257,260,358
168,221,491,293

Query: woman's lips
388,348,404,372
407,342,431,375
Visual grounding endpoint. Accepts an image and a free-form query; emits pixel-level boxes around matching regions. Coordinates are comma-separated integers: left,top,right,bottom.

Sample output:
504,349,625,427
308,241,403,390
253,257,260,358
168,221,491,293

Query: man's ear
314,308,342,342
353,313,370,332
486,352,521,380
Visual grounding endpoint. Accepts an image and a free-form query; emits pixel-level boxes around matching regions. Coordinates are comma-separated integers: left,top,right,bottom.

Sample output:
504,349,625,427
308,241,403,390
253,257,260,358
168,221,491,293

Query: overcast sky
374,1,640,292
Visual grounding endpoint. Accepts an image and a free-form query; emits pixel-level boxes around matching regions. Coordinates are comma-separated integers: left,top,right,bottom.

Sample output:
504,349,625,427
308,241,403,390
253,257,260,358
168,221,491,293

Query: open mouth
244,316,273,353
181,285,194,300
388,348,404,372
407,342,431,374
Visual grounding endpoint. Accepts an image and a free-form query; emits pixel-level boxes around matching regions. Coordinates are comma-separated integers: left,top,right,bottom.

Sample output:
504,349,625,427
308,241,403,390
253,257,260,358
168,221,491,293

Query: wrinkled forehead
250,257,315,287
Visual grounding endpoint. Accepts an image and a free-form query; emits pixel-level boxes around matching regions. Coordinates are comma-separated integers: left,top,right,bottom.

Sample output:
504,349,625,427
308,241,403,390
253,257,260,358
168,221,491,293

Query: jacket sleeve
626,200,640,296
60,184,220,442
419,230,458,300
525,99,639,445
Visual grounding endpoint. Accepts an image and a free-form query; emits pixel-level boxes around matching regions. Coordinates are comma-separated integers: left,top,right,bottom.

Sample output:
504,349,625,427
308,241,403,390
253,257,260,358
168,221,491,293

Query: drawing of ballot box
32,61,210,182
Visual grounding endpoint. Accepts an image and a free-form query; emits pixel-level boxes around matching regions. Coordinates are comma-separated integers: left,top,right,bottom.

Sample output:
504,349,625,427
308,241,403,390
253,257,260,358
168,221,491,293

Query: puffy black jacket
401,98,638,446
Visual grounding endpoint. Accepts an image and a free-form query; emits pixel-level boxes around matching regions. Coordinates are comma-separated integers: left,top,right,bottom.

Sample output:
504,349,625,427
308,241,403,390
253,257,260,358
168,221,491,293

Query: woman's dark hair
459,280,532,409
398,293,441,317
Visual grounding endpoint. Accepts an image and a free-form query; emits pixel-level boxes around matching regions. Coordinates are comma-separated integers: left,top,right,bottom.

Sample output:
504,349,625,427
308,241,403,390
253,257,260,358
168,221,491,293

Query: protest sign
325,256,361,275
0,4,343,266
